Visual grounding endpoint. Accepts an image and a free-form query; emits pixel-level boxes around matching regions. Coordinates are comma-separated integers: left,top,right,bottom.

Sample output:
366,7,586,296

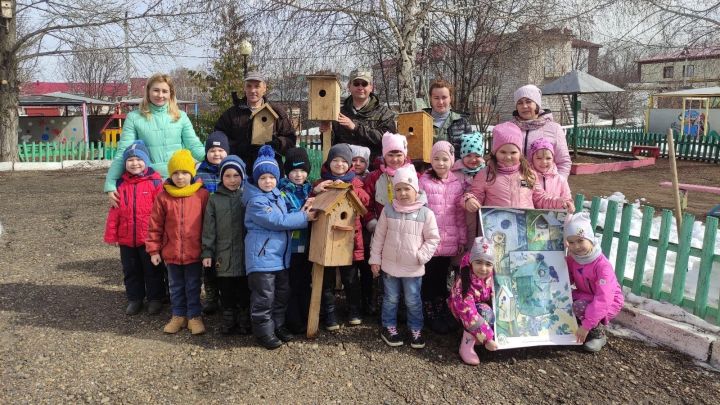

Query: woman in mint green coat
105,73,205,206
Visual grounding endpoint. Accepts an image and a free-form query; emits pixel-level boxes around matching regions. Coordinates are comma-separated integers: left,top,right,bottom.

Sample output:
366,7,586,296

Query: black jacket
423,108,472,160
331,93,397,164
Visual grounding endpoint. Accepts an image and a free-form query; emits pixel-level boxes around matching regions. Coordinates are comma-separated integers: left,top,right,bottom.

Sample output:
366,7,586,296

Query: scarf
391,196,425,213
496,162,520,174
570,244,603,265
431,110,450,128
320,165,355,183
278,178,312,212
463,165,482,176
163,178,203,197
512,112,553,132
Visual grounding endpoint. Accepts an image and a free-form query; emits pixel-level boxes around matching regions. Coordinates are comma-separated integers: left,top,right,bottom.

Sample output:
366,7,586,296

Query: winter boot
220,310,237,335
257,334,283,350
459,331,480,366
188,317,206,335
583,325,608,353
236,307,252,335
163,316,187,334
146,300,163,315
202,276,219,315
125,300,143,316
425,301,448,335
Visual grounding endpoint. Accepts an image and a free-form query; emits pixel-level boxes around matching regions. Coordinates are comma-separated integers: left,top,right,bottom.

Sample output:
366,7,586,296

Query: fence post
600,200,618,257
650,210,673,299
631,206,655,294
573,194,584,213
589,197,601,230
694,216,718,319
614,203,635,283
669,212,695,305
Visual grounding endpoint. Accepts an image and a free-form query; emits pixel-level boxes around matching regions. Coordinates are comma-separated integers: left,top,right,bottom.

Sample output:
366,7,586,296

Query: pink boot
459,331,480,365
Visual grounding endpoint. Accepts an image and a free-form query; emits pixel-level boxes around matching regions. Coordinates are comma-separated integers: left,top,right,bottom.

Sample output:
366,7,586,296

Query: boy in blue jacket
243,145,316,349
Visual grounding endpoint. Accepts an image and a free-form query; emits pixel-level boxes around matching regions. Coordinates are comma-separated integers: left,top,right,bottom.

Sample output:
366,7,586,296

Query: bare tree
590,49,643,126
61,42,124,113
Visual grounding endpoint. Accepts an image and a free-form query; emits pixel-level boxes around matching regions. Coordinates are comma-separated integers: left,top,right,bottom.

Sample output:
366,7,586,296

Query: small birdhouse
512,258,553,317
251,104,279,145
307,74,341,121
309,183,368,267
496,282,517,323
397,111,433,162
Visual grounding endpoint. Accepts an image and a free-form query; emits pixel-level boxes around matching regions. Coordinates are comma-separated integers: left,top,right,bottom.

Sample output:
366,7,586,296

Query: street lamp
239,39,253,78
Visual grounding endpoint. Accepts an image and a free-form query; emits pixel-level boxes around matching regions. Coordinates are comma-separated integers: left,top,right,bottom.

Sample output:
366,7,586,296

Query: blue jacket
278,178,312,254
243,183,309,274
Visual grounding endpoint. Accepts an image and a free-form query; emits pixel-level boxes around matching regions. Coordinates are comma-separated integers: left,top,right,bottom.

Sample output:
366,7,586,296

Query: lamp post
239,39,253,78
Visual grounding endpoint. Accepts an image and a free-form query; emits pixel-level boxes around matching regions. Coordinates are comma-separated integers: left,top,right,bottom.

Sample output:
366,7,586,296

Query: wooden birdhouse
250,104,279,145
309,183,368,267
496,282,517,323
307,74,341,121
397,111,433,162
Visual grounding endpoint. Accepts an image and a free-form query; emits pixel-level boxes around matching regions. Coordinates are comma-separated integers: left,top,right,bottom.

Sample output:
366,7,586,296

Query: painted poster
480,207,580,349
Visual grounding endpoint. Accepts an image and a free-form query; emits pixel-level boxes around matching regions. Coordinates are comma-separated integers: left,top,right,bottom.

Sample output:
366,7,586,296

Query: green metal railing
18,141,118,162
570,127,720,163
573,193,720,324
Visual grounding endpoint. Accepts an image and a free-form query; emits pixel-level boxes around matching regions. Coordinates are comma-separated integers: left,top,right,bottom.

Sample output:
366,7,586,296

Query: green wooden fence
18,141,119,162
570,127,720,163
573,193,720,324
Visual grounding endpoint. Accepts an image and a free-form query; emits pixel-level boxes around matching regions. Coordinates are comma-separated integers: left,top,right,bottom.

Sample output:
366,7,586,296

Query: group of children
104,122,624,363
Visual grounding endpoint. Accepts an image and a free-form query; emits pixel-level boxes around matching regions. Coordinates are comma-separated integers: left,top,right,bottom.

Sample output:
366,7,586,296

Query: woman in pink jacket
419,141,466,334
528,137,572,204
564,213,624,352
370,165,440,349
464,122,573,212
511,84,571,178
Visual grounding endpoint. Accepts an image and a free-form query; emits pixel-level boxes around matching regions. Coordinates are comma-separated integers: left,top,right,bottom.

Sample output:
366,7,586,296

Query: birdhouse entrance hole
262,116,268,122
319,90,326,97
340,211,348,220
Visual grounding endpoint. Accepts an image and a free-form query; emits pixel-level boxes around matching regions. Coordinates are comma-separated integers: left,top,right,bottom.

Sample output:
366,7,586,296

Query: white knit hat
513,84,542,109
391,165,418,192
470,237,494,263
563,212,597,245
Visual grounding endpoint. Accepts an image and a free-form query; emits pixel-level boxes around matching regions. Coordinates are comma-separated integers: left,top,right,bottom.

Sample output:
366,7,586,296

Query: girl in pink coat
528,137,572,203
564,212,624,352
448,236,499,365
420,141,466,334
464,122,574,212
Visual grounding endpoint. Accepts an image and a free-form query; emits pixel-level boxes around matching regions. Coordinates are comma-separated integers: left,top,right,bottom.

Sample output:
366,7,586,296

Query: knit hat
167,149,196,177
563,212,597,245
460,132,484,158
284,147,311,174
382,132,408,157
326,143,353,166
513,84,542,109
219,155,247,182
491,122,524,155
205,131,230,153
431,140,454,160
469,236,494,263
123,140,151,167
252,145,280,184
528,137,554,159
390,165,418,192
349,144,371,163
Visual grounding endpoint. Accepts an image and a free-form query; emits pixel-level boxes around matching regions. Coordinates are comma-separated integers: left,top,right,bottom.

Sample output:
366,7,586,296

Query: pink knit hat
431,140,454,160
513,84,542,109
528,137,554,159
491,122,524,154
382,132,408,157
390,164,418,192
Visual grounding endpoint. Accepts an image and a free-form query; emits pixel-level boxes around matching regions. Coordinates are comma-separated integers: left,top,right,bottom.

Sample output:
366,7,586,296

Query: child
528,137,572,204
419,141,466,334
564,213,624,352
313,143,371,328
349,144,371,180
196,131,230,315
104,140,165,315
448,237,499,366
146,149,210,335
279,147,314,334
369,165,440,349
201,155,251,335
243,145,315,349
451,132,485,189
464,122,573,212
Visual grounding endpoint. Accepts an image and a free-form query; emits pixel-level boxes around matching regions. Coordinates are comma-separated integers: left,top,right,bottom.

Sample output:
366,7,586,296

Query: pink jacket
513,113,571,178
566,254,624,330
447,272,494,342
368,196,440,278
450,159,476,191
419,172,466,256
535,164,571,201
469,167,567,209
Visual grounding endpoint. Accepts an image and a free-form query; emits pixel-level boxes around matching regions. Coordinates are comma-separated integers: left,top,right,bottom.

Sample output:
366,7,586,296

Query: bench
632,145,661,158
659,182,720,216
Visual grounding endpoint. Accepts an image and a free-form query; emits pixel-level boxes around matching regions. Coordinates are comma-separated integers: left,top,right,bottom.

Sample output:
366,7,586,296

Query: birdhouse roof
513,260,550,278
251,103,279,119
311,183,368,216
529,213,563,227
499,284,514,298
397,110,432,119
307,74,341,84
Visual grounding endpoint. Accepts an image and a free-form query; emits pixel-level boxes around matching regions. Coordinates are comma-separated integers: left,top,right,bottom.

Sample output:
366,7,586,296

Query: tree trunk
396,49,416,112
0,15,19,163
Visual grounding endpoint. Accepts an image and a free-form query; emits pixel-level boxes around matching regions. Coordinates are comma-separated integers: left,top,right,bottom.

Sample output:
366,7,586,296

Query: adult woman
511,84,571,178
105,73,205,206
423,79,472,160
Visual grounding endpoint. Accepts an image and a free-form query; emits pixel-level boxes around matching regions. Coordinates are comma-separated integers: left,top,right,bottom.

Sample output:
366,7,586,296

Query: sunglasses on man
352,80,369,87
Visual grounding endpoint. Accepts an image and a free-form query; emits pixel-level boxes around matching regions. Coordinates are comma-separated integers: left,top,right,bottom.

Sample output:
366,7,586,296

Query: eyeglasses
352,80,369,87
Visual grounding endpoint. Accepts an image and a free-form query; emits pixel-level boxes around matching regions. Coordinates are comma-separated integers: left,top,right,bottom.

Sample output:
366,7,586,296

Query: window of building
683,65,695,77
663,66,674,79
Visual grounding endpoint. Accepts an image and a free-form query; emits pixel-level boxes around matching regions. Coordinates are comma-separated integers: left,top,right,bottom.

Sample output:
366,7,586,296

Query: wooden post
322,124,331,162
306,262,325,338
667,128,683,229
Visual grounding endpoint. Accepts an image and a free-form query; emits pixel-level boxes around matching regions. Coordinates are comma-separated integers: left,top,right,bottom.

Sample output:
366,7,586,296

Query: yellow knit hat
167,149,196,177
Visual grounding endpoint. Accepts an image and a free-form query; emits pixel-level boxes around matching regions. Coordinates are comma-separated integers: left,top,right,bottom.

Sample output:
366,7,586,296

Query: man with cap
214,71,296,176
320,67,397,168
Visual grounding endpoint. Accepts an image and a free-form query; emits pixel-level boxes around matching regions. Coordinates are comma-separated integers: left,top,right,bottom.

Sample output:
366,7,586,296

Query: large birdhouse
307,74,341,121
251,104,279,145
397,111,433,162
309,183,368,267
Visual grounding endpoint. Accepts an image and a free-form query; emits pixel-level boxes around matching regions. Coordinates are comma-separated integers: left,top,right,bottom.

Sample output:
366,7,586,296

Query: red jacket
146,185,209,265
103,169,163,247
362,162,416,224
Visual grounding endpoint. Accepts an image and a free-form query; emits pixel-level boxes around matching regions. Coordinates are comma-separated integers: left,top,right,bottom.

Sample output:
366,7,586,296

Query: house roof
120,97,195,105
19,93,115,106
637,46,720,64
652,86,720,97
20,80,146,97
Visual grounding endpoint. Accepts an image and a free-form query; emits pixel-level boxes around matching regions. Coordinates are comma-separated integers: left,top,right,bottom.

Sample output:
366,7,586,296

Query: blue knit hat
461,132,484,158
123,140,151,167
220,155,247,183
205,131,230,153
252,145,280,184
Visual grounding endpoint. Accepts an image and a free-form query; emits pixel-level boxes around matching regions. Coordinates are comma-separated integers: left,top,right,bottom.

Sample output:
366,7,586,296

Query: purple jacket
566,254,624,330
448,272,494,342
419,172,466,256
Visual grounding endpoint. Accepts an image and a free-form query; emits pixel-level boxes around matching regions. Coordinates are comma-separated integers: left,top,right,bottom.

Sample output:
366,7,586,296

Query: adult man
215,71,296,174
320,68,396,166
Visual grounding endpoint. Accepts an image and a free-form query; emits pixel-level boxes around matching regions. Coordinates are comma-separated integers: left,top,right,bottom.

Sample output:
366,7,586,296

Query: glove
264,138,281,151
365,219,377,233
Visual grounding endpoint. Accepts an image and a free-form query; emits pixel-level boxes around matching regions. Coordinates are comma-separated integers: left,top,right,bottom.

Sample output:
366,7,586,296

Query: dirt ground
1,168,719,404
